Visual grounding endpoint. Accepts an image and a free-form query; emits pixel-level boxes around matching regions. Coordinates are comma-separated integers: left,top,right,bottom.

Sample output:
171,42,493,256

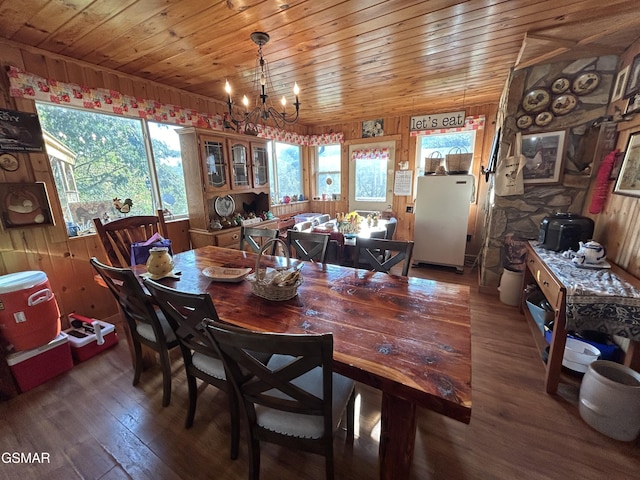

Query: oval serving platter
521,88,550,113
202,266,252,282
572,72,600,95
551,93,578,116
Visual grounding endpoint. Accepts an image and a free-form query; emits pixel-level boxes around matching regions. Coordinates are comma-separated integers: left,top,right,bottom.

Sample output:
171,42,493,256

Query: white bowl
563,337,600,373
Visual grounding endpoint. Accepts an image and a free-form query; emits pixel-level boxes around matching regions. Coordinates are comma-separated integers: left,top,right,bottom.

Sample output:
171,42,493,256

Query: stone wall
480,55,618,289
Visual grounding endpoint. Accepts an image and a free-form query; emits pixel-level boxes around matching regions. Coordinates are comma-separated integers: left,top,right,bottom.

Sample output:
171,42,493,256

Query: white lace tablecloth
532,243,640,341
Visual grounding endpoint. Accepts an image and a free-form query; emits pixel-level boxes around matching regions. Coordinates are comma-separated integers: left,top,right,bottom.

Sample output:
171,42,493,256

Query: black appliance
538,213,594,251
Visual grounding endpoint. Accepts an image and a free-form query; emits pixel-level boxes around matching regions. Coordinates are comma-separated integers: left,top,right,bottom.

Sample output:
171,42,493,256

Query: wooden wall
590,37,640,277
311,106,499,256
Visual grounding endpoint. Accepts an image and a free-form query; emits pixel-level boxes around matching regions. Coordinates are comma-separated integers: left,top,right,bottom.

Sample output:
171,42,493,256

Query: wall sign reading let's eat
410,111,466,131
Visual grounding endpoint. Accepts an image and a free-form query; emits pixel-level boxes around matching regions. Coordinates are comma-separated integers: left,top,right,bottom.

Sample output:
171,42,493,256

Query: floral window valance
410,115,485,136
6,66,343,147
350,147,390,161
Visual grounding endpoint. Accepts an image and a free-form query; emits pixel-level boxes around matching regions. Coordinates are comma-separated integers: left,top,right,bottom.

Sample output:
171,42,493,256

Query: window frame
268,140,303,205
316,143,342,199
35,101,188,237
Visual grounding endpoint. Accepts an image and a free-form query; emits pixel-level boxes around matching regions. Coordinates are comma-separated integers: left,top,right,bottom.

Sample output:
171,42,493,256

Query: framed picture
625,93,640,115
362,119,384,138
625,54,640,98
614,133,640,196
0,108,46,153
0,182,54,229
521,130,566,184
609,150,625,181
611,65,630,102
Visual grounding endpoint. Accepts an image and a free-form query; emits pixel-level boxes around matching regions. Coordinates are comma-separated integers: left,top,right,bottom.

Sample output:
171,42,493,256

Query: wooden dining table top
136,245,472,423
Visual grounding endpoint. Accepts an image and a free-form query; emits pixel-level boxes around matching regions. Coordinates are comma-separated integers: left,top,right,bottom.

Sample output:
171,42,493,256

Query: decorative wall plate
551,77,570,94
572,72,600,95
551,94,578,116
214,195,235,217
535,111,554,127
522,89,551,113
0,153,19,172
516,115,533,129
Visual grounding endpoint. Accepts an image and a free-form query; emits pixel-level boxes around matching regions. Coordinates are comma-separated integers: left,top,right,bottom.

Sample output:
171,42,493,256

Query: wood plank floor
1,263,638,480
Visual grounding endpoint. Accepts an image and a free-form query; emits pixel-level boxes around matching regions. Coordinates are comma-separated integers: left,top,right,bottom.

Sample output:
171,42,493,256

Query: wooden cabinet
178,127,270,235
189,218,279,249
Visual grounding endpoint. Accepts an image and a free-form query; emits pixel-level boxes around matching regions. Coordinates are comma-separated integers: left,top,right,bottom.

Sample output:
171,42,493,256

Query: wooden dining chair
202,318,355,480
353,238,415,276
287,230,330,263
89,257,179,407
142,278,244,460
385,217,398,240
239,226,278,255
93,209,167,267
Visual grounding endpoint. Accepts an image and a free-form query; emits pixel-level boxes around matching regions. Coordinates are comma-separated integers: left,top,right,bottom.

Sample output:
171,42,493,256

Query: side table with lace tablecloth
522,241,640,393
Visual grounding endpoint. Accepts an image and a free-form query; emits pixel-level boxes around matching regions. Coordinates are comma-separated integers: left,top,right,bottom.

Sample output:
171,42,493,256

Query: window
147,122,187,218
416,131,475,176
35,103,186,236
348,141,395,211
317,144,341,198
268,141,302,204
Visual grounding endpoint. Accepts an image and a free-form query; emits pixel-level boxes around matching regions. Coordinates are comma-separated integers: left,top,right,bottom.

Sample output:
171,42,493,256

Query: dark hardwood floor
1,263,638,480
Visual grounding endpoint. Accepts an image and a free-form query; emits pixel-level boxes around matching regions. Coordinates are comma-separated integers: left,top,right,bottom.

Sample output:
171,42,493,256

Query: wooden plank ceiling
0,0,639,127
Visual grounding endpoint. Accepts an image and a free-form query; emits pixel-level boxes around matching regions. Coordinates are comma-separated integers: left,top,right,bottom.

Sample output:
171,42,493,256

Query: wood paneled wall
589,37,640,279
312,106,498,255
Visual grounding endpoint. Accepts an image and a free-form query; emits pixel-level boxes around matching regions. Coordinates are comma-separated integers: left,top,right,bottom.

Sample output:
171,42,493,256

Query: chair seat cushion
192,352,226,379
255,355,355,439
136,309,176,343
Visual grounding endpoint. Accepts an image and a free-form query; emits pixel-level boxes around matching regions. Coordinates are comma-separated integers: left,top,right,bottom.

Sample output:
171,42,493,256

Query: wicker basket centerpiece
245,238,303,301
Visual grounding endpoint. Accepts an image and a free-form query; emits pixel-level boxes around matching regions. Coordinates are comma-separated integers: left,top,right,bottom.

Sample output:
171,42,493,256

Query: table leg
379,392,417,480
624,340,640,371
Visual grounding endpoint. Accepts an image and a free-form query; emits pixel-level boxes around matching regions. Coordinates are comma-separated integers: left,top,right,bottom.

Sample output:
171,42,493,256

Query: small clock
0,153,19,172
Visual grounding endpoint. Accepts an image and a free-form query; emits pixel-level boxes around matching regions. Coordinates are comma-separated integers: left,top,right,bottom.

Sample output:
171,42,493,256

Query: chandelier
225,32,300,133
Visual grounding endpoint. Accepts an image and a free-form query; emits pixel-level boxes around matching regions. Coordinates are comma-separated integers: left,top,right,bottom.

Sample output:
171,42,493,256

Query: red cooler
0,271,61,352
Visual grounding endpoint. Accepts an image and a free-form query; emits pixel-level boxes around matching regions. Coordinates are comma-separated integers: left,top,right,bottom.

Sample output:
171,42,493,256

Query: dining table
133,245,472,480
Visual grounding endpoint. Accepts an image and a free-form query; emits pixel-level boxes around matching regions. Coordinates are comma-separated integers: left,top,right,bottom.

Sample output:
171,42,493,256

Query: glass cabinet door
252,143,269,188
230,141,250,189
201,136,229,191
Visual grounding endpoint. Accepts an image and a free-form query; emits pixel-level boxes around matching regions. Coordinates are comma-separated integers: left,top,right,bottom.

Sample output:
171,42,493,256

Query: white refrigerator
412,174,473,272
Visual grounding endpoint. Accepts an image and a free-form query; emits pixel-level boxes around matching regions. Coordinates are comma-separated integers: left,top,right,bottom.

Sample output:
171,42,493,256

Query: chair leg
248,436,261,480
132,340,143,386
325,445,334,480
185,374,198,428
346,389,355,443
158,346,172,407
227,390,240,460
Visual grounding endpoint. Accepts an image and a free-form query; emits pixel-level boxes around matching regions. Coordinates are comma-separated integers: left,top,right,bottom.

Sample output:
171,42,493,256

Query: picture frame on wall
521,130,566,184
611,65,630,102
614,132,640,197
0,182,54,229
625,54,640,98
625,93,640,115
362,119,384,138
0,108,46,153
